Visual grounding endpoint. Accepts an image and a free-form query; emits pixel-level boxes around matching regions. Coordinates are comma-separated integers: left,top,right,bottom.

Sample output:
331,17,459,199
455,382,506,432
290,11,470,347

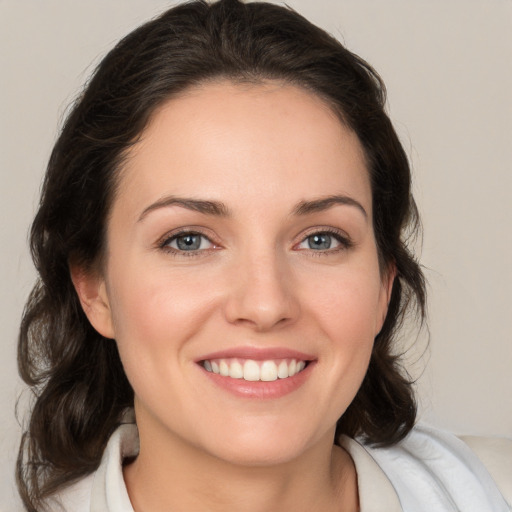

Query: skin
73,80,394,512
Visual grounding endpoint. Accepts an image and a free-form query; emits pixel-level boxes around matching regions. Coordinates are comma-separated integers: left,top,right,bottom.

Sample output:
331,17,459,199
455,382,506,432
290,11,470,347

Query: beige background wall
1,0,510,508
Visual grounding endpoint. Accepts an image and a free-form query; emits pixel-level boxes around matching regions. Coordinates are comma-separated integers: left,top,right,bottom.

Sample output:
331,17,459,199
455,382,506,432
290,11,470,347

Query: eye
295,230,351,252
161,232,216,252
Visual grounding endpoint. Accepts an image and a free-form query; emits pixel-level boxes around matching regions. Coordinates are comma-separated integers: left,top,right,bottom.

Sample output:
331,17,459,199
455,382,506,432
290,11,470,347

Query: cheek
292,265,383,423
301,263,384,389
106,264,221,369
303,266,384,342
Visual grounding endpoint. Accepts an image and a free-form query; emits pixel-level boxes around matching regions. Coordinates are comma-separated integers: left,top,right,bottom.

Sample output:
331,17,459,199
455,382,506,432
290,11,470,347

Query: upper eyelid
157,231,220,258
158,226,215,242
166,232,211,243
294,228,353,250
297,226,351,242
156,229,219,252
155,226,352,249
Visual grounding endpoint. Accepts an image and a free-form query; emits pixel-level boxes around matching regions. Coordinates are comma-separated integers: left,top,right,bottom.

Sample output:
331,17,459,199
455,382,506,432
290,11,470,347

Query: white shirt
53,423,511,512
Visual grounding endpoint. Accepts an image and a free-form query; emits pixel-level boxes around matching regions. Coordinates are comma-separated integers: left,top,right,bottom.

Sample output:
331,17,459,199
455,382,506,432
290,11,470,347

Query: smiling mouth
200,358,308,382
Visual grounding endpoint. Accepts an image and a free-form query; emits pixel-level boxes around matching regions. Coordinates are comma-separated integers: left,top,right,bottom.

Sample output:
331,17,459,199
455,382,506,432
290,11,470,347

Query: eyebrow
138,196,231,222
138,193,367,222
292,195,368,219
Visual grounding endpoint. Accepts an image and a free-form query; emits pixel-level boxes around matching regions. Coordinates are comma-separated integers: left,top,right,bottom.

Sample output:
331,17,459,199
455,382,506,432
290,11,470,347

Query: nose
224,249,300,332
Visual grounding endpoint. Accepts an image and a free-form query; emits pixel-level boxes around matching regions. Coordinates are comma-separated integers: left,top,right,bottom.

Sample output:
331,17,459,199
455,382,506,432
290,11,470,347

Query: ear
376,262,397,334
70,264,115,339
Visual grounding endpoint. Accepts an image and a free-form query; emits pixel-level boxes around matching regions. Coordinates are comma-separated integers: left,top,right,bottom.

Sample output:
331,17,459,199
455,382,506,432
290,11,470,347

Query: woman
16,1,511,511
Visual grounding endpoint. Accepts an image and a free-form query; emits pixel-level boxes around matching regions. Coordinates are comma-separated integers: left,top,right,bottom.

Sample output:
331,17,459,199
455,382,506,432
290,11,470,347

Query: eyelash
157,227,353,257
157,229,219,257
295,228,353,256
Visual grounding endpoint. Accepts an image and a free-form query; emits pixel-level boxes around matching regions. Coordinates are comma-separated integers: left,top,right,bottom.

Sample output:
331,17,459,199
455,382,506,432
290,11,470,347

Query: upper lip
196,347,316,362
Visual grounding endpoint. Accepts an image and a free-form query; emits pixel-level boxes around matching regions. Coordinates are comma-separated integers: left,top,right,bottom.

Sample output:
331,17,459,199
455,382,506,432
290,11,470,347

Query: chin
198,421,331,467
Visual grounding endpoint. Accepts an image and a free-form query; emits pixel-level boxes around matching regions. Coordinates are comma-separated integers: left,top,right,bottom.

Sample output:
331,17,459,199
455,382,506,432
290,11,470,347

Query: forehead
116,80,371,218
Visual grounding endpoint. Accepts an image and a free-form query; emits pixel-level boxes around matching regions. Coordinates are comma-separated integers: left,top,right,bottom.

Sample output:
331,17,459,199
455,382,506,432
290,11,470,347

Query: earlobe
69,264,115,339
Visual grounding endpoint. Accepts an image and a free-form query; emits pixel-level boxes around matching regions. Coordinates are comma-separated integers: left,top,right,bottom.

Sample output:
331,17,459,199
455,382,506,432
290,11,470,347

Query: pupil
177,235,200,250
309,234,331,250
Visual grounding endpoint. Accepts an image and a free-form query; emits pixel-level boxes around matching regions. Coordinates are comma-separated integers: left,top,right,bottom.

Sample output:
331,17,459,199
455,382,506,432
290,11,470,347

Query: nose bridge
224,242,299,331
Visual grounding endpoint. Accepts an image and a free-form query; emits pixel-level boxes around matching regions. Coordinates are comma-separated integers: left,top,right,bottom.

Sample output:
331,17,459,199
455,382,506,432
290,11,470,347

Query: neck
123,415,358,512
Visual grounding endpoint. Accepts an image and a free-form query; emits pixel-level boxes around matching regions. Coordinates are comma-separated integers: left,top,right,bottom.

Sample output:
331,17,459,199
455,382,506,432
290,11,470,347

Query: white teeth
277,360,289,379
243,360,260,381
219,360,229,377
260,361,278,381
229,361,243,379
202,358,307,382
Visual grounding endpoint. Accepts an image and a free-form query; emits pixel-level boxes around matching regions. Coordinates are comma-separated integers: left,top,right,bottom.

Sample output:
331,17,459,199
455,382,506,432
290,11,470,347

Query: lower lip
199,362,315,400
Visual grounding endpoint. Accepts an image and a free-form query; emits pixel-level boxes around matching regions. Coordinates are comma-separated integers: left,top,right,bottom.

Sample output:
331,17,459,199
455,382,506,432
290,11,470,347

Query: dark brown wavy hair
17,0,426,509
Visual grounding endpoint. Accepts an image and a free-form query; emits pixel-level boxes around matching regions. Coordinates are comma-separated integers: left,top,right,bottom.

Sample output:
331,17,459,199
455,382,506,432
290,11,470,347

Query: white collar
340,435,402,512
87,423,401,512
90,423,138,512
56,422,510,512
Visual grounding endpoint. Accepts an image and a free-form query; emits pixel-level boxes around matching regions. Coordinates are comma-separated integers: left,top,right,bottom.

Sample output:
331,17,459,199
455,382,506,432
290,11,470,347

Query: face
78,81,392,466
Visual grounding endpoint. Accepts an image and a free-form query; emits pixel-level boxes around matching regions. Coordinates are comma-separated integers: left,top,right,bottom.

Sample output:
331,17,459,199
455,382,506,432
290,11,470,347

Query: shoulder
359,424,511,512
460,434,512,505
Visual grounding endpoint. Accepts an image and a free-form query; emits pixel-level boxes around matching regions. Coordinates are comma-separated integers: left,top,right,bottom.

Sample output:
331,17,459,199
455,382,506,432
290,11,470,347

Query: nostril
223,270,300,331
